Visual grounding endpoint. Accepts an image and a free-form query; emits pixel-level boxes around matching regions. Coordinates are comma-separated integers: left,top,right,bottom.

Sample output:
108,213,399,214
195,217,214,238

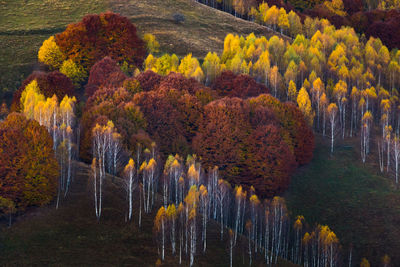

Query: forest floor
285,134,400,266
0,161,296,266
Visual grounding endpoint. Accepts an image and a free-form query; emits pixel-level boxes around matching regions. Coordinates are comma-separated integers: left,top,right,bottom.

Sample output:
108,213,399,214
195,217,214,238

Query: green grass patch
285,137,400,266
0,0,107,32
0,34,48,99
0,0,108,101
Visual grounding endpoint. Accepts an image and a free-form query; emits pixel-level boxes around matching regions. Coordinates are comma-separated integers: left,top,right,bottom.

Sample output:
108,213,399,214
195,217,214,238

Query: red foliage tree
55,12,146,71
157,72,216,104
248,94,314,165
245,124,297,197
212,71,269,99
133,85,203,156
85,56,127,96
192,97,252,182
0,113,58,210
11,71,74,111
136,70,164,92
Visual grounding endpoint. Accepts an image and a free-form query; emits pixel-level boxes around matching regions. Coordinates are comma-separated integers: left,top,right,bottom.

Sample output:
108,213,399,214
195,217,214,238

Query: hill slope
285,136,400,266
0,162,296,266
0,0,279,99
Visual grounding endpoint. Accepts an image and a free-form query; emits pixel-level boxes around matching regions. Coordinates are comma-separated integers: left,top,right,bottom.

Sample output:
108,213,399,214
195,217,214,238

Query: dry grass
0,0,284,100
109,0,285,58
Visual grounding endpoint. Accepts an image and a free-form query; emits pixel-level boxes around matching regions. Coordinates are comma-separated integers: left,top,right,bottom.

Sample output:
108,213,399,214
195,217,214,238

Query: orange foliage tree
0,113,58,210
55,12,146,73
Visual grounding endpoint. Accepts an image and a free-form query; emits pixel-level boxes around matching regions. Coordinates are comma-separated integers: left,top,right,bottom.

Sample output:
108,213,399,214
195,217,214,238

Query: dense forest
1,0,400,266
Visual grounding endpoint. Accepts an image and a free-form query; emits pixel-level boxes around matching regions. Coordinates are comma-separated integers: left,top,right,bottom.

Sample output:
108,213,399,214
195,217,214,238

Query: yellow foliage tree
288,80,297,102
21,80,45,120
143,33,160,54
38,36,66,69
60,59,87,87
297,87,315,126
178,53,202,79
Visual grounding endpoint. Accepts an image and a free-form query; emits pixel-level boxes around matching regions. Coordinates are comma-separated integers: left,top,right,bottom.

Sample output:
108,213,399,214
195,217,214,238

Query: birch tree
154,206,167,261
123,159,136,221
327,103,338,153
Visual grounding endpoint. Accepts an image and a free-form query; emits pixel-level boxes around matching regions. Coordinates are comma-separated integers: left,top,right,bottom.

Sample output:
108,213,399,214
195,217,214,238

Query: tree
350,86,359,137
312,78,325,130
217,179,230,239
199,185,209,253
333,80,348,136
59,95,77,199
288,11,302,37
327,103,338,153
382,254,391,267
212,71,268,98
20,80,45,120
253,51,270,85
0,197,15,227
178,53,203,80
0,113,58,210
38,36,66,69
297,87,315,127
185,185,199,267
324,0,347,16
141,158,158,213
123,159,136,221
55,12,145,72
249,94,314,165
166,204,177,254
360,258,370,267
245,124,297,197
60,59,87,87
278,8,289,34
154,206,167,261
246,219,253,266
234,186,246,245
361,111,373,163
143,33,160,54
192,97,251,184
288,80,297,102
392,135,400,184
91,121,120,219
269,65,281,98
294,215,304,264
228,229,234,267
202,52,222,85
85,56,127,96
90,158,101,220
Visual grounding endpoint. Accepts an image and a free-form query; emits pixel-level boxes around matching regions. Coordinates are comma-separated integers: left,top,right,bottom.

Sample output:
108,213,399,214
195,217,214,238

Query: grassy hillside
110,0,280,58
0,162,296,266
0,0,108,100
285,136,400,266
0,0,278,101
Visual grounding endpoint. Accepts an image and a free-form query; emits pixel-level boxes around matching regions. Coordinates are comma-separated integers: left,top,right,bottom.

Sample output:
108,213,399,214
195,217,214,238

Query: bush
173,13,185,23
